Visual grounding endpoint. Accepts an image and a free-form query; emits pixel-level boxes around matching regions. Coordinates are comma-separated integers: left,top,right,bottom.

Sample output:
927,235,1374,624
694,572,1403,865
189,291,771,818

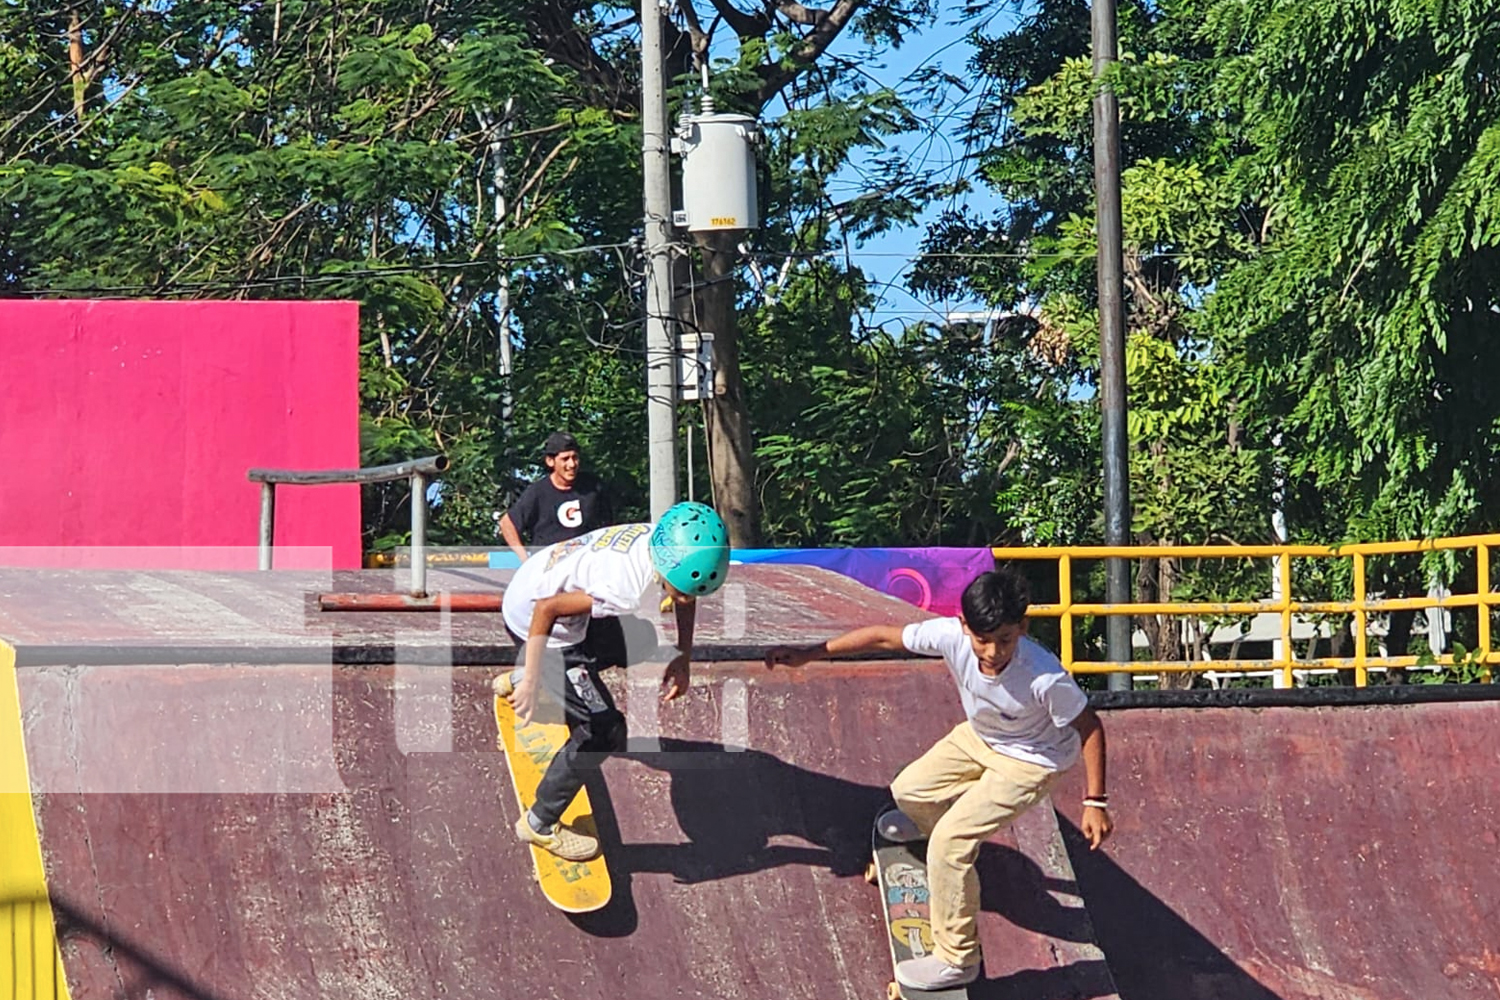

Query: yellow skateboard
494,693,612,913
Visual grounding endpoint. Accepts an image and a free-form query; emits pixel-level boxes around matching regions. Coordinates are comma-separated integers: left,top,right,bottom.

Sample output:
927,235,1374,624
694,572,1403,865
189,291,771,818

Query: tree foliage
1202,0,1500,545
1,0,971,553
6,0,1498,592
1,1,650,551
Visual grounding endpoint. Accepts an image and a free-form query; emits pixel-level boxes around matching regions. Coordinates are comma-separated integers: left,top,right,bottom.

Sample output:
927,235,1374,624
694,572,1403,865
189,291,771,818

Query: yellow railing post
1480,543,1492,683
991,533,1500,685
1353,553,1368,687
1279,547,1294,688
1059,554,1074,670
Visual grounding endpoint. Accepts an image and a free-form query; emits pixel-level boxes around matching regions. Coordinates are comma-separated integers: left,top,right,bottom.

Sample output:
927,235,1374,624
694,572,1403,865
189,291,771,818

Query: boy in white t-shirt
496,502,731,863
765,568,1112,992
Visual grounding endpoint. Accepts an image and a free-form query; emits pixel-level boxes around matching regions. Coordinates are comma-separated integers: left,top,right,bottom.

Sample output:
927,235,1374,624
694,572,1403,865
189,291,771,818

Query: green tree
534,0,951,545
1,1,642,550
4,1,969,553
747,261,1011,547
1202,0,1500,547
913,0,1275,673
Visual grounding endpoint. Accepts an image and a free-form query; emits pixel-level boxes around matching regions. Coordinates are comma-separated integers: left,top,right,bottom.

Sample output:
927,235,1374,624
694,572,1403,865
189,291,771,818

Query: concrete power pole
1093,0,1133,690
479,100,516,443
641,0,679,520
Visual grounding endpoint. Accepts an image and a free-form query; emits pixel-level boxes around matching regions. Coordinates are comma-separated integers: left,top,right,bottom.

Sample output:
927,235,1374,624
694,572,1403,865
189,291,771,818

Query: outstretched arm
764,624,908,669
1070,707,1113,849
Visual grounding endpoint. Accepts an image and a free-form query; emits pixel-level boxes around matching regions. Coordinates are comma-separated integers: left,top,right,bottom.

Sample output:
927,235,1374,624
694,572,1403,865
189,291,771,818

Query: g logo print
558,499,583,528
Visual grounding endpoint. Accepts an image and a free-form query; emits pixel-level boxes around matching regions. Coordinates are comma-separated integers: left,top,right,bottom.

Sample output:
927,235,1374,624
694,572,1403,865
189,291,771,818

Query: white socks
526,809,554,835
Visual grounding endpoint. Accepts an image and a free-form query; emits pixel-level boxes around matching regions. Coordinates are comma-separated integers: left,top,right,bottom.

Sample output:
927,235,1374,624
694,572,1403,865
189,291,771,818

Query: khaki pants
890,722,1061,967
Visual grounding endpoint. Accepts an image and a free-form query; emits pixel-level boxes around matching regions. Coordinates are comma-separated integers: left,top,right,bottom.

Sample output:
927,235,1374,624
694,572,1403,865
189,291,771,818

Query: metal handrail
993,533,1500,687
248,455,448,596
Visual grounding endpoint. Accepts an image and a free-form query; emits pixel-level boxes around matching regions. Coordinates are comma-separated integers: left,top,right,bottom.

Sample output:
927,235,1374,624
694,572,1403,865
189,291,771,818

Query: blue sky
819,3,1022,328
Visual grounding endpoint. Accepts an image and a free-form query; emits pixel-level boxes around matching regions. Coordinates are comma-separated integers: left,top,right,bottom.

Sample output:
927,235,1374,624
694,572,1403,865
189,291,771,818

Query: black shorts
502,615,628,672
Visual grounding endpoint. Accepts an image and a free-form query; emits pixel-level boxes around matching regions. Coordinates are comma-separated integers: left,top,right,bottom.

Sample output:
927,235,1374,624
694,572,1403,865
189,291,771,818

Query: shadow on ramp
14,895,235,1000
564,736,888,938
972,960,1121,1000
616,736,887,881
1059,816,1282,1000
971,824,1121,1000
576,738,1127,1000
978,839,1093,943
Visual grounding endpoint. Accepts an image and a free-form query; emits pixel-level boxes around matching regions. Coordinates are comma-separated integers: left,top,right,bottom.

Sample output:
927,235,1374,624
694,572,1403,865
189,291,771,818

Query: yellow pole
1059,554,1074,670
1480,543,1492,682
1353,553,1368,687
1279,547,1294,688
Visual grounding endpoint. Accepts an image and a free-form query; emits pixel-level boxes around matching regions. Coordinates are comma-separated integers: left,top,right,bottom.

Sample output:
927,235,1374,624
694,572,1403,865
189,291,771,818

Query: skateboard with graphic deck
494,692,611,913
868,812,978,1000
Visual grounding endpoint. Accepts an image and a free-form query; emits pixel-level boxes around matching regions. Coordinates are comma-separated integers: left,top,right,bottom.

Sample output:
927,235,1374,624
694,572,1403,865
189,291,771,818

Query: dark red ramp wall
0,300,359,568
22,662,1106,1000
1053,701,1500,1000
10,564,1497,1000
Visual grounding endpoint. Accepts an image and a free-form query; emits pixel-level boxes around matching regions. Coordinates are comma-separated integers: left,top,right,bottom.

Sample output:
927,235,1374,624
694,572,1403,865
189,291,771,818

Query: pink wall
0,300,361,569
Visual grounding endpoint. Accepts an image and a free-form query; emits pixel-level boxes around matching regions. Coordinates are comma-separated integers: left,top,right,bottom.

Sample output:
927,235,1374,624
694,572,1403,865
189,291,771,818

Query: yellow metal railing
993,534,1500,687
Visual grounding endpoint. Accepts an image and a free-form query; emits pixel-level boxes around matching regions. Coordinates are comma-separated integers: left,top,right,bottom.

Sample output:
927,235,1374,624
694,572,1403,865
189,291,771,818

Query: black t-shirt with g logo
506,473,613,546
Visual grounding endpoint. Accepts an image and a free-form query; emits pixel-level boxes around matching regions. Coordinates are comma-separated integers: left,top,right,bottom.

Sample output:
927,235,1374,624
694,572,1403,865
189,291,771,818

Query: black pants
508,616,629,827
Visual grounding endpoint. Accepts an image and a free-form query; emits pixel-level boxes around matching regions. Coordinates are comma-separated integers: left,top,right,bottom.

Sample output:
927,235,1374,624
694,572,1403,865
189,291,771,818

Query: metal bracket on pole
678,331,716,402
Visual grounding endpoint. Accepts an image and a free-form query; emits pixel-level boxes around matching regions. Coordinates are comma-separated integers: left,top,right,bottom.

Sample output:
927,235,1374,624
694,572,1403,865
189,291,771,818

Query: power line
9,241,1243,299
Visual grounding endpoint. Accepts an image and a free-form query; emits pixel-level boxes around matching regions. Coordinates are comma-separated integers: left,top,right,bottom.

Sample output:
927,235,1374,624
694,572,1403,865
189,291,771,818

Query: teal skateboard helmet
650,502,730,596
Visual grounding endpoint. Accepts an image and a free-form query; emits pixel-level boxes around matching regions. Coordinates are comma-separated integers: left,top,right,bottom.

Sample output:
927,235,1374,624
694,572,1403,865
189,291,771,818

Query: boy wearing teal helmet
496,502,731,861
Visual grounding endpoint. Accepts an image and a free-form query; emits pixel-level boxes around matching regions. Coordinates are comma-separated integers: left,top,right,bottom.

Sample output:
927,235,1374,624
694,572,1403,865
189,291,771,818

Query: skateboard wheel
865,860,878,885
886,981,901,1000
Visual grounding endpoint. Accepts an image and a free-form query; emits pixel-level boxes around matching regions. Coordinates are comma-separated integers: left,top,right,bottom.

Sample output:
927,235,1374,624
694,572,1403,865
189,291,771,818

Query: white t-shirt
901,618,1087,770
502,523,657,647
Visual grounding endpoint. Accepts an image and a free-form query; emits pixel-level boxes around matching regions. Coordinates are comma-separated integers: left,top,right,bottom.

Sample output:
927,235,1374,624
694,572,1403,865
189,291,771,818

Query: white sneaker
878,808,925,843
492,668,523,698
894,955,979,991
514,815,599,861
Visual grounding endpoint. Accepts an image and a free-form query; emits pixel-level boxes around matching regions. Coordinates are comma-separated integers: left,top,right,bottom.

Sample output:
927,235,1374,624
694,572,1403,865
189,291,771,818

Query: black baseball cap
543,431,580,457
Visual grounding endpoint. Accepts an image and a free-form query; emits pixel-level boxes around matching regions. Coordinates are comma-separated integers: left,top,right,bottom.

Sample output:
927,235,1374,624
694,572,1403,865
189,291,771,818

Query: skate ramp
0,565,1111,1000
16,664,1115,1000
3,565,1496,1000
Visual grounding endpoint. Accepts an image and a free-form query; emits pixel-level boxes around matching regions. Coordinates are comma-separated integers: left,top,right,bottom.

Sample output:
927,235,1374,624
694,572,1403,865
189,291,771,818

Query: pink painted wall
0,300,361,569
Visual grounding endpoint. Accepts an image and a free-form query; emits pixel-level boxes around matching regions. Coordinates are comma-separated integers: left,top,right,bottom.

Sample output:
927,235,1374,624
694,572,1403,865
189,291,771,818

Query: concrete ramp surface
1,566,1496,1000
1054,698,1500,1000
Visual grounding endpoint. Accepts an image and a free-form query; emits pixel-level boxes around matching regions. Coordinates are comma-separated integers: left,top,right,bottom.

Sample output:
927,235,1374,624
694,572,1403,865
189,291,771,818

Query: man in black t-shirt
499,431,613,561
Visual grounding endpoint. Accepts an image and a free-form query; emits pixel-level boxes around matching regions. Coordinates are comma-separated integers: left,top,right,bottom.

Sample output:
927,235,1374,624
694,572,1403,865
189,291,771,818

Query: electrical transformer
672,111,760,232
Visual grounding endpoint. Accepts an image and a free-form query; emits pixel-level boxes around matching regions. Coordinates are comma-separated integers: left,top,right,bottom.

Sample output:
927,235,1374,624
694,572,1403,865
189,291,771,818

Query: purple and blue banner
488,544,996,617
730,547,996,617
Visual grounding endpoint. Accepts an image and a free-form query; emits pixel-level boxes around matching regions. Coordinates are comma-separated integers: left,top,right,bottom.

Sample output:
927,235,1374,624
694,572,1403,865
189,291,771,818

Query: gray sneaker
492,668,523,698
894,955,979,991
878,808,925,843
514,815,600,861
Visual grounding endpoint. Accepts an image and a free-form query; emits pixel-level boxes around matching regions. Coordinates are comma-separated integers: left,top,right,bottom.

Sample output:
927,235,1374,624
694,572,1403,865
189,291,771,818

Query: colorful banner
731,547,996,617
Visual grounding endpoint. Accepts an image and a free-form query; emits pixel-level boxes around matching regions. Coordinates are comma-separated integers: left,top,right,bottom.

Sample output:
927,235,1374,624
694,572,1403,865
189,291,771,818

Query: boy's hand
661,652,691,702
764,645,813,669
1081,805,1113,849
508,677,539,727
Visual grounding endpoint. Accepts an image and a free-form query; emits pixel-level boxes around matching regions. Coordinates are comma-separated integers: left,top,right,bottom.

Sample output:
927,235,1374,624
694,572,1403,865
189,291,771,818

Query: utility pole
480,100,516,443
642,0,678,520
1093,0,1132,690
